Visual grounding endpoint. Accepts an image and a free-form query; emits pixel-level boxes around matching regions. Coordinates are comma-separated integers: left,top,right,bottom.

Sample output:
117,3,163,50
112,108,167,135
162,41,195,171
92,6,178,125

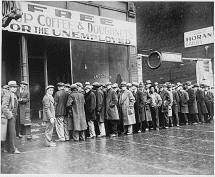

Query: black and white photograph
1,0,214,175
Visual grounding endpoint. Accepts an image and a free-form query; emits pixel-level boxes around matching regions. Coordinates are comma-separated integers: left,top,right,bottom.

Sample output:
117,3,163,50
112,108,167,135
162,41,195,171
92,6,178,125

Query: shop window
93,1,127,10
67,2,99,15
100,8,127,21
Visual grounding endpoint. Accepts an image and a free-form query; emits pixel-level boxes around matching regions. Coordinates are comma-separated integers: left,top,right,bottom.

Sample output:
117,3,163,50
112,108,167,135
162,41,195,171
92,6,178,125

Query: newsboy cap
193,83,199,88
8,81,18,87
112,83,118,88
46,85,54,90
146,80,152,84
126,83,132,87
186,81,192,86
84,85,92,90
85,82,90,86
57,82,64,86
64,83,71,88
70,84,78,89
132,82,139,87
75,82,83,88
105,82,112,86
92,82,100,87
121,82,127,87
20,81,28,85
2,85,9,90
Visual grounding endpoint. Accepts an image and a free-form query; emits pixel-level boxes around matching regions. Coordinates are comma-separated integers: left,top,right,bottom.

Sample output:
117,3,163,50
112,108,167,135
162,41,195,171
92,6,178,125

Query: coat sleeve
54,92,59,110
139,92,145,108
175,91,179,104
183,92,189,103
89,92,96,112
128,91,135,107
2,93,13,119
110,91,118,107
19,91,29,104
43,97,54,119
96,91,103,112
156,94,162,107
187,89,195,104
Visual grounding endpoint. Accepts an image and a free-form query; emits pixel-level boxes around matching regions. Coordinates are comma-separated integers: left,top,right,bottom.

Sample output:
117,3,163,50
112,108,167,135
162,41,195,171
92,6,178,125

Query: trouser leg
45,121,54,146
15,115,20,136
173,106,179,126
183,113,188,124
98,122,106,136
169,116,173,127
64,116,70,140
88,120,96,137
163,112,169,127
111,120,118,134
79,130,85,140
55,116,65,140
6,117,16,152
127,125,133,134
73,131,79,141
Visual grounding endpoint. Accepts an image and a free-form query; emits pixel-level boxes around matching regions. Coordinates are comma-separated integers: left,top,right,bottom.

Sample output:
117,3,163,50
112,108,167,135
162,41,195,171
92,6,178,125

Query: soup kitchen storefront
2,1,138,135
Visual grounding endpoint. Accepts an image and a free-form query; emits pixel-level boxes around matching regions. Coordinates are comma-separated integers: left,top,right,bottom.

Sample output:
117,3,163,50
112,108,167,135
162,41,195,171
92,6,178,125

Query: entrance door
28,58,45,120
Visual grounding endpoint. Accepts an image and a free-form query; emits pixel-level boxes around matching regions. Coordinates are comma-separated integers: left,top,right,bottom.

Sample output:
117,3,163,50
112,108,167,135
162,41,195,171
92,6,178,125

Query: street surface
1,123,214,175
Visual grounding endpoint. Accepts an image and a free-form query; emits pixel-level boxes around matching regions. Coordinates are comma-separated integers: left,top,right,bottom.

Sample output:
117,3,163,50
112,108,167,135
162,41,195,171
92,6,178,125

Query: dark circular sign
147,51,162,69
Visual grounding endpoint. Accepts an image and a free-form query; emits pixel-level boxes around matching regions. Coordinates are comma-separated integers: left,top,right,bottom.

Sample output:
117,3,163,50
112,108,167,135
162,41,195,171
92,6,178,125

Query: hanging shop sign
184,26,214,48
161,52,182,62
2,2,137,46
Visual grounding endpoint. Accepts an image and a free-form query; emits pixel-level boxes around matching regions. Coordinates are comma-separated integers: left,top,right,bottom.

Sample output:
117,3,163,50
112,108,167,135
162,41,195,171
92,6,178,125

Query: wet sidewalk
1,123,214,175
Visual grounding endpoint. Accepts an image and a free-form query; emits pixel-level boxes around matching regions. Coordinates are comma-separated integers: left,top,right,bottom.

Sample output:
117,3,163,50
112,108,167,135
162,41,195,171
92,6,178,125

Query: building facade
2,1,138,126
136,2,214,84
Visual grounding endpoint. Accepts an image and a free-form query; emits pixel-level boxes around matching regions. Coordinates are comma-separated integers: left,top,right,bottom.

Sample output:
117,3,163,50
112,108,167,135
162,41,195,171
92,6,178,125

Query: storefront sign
161,52,182,62
3,2,137,46
184,26,214,48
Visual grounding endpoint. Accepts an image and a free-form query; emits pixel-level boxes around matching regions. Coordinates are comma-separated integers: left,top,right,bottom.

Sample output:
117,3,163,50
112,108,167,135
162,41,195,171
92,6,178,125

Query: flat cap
121,82,127,87
186,81,192,86
139,82,144,88
57,82,64,86
193,83,199,88
146,80,152,84
167,84,172,88
8,81,18,87
20,81,28,85
75,82,83,88
154,82,158,86
85,82,90,85
46,85,54,90
105,82,112,86
158,84,163,88
2,85,9,89
92,82,100,87
200,84,205,88
132,82,139,87
64,83,71,88
70,84,78,89
126,83,132,87
112,83,118,88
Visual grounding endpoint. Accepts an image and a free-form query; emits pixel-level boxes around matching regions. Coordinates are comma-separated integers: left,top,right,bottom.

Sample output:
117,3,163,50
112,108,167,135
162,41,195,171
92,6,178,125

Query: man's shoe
55,139,65,142
138,130,142,133
13,149,20,154
110,134,118,137
193,122,198,125
97,135,106,138
127,133,133,135
87,136,95,139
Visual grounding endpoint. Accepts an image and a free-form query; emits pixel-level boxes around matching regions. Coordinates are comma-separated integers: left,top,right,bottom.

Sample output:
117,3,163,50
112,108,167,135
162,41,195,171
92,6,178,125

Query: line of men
43,80,214,147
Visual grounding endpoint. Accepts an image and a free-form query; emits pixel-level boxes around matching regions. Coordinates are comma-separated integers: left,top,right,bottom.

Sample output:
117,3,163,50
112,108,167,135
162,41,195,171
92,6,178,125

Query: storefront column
129,46,138,83
20,35,32,139
69,40,74,84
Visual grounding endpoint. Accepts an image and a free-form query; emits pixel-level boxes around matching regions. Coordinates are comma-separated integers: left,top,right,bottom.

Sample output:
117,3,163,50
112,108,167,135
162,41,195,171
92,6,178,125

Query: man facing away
54,82,69,142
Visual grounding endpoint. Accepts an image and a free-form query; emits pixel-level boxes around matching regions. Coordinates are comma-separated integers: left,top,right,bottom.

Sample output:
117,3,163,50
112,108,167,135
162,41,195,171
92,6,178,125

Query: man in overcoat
84,85,96,138
204,85,214,122
43,85,56,147
54,82,69,142
66,84,88,141
119,82,136,135
105,82,119,137
132,82,144,133
92,82,106,137
2,81,20,153
194,84,208,123
172,84,180,126
16,81,29,138
185,81,199,124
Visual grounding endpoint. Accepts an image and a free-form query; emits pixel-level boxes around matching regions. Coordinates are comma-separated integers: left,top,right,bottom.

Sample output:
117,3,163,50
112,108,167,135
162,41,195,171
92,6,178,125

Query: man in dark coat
2,81,20,153
132,82,144,133
16,81,29,138
42,85,56,147
54,82,69,142
105,82,119,137
66,84,88,141
172,84,180,126
159,84,171,128
185,81,199,124
84,85,96,138
93,82,106,137
204,85,214,122
194,84,208,123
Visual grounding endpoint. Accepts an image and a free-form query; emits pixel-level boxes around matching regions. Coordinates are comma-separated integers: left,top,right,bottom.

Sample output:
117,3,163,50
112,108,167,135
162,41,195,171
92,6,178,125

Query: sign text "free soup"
3,2,137,46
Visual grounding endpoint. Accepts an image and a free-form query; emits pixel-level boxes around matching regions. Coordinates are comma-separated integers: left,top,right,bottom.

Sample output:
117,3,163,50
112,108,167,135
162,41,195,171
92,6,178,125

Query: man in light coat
54,82,69,142
2,81,20,154
119,82,136,135
43,85,56,147
105,82,119,137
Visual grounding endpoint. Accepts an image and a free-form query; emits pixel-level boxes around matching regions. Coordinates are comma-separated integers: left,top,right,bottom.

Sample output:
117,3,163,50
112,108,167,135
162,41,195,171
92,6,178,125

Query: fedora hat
46,85,54,90
20,81,28,85
8,81,18,87
2,85,9,90
121,82,127,87
57,82,64,86
70,84,78,89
